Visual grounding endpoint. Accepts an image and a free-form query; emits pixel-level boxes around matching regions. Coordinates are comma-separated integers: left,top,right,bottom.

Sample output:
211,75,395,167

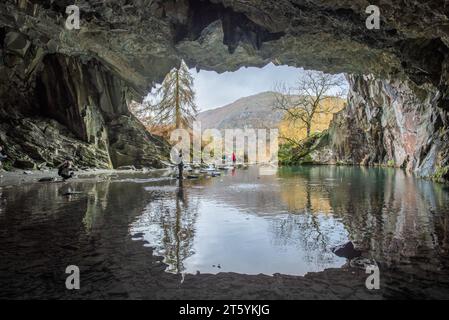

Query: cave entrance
130,62,349,166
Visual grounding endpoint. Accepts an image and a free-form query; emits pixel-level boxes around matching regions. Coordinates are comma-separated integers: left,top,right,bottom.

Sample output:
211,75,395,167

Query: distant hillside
197,92,345,143
197,92,284,130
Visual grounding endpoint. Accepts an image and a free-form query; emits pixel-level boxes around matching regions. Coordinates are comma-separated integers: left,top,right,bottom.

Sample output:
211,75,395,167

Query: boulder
331,242,362,260
14,159,36,170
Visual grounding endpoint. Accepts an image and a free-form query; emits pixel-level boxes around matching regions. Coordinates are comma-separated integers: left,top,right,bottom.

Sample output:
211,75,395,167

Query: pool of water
1,165,449,298
130,167,349,275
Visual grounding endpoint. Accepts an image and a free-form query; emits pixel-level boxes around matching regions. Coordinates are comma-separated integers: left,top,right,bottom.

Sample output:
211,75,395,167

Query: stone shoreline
0,168,169,188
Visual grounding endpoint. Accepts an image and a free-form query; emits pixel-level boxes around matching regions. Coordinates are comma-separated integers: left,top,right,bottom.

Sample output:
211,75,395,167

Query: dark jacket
58,162,72,178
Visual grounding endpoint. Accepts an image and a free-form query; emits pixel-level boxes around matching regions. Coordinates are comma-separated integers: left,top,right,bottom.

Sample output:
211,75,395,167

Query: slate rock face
0,41,170,169
0,0,449,177
311,75,449,181
4,31,30,57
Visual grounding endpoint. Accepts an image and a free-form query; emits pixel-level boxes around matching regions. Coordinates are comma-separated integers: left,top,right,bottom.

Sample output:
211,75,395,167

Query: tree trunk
175,192,181,273
306,123,311,138
175,68,181,129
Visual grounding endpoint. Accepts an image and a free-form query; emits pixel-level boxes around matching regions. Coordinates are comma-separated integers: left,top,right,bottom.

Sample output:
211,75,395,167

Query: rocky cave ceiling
1,0,449,100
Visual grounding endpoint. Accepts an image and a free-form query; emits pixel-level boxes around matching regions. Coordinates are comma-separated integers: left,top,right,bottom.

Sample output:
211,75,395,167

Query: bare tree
274,71,346,139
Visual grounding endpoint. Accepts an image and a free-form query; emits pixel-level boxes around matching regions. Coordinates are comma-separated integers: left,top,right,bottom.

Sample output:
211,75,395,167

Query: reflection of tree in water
277,166,333,214
269,185,346,268
275,167,341,265
82,180,112,233
277,166,449,271
134,183,200,274
273,166,359,268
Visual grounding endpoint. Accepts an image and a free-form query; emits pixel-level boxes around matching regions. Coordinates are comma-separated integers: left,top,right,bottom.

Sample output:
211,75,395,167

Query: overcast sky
191,63,304,112
146,63,347,112
191,63,348,112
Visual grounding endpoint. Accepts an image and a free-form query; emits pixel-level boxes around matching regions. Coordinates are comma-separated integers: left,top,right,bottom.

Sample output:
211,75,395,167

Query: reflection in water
82,181,111,233
268,214,347,268
129,166,449,277
132,182,200,273
129,167,351,275
0,167,449,298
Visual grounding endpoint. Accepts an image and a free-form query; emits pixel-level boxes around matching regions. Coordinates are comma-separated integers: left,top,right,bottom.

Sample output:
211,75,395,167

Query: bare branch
273,70,347,138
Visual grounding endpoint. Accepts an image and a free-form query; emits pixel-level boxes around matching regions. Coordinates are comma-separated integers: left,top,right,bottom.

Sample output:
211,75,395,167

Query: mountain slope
197,92,345,143
197,92,284,130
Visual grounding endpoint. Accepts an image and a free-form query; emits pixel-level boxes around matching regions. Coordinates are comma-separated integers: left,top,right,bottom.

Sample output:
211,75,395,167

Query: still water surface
130,166,349,275
1,166,448,298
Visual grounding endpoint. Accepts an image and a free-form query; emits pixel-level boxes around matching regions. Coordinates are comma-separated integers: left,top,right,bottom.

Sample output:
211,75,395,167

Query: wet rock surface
1,1,449,300
0,116,112,169
0,48,170,169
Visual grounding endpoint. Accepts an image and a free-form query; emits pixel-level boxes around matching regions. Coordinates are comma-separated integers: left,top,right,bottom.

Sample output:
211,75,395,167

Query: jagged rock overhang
3,0,449,95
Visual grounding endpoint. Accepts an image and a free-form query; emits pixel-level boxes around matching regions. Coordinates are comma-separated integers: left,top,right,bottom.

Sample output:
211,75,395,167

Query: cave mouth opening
130,62,349,164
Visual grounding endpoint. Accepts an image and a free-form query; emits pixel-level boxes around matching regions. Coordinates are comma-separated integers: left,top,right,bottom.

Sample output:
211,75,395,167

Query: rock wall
0,31,169,169
312,75,449,181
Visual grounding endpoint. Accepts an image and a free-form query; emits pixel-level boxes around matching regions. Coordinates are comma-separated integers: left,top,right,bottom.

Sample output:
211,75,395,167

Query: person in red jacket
232,152,236,165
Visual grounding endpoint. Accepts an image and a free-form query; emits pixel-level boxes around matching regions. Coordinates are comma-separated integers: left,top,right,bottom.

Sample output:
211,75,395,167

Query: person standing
58,159,74,181
178,150,184,181
0,145,7,170
232,151,236,165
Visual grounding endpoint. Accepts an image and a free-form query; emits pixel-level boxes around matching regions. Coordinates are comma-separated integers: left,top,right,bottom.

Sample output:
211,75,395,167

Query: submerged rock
132,232,145,239
331,242,362,260
350,257,377,270
117,165,137,171
38,177,56,182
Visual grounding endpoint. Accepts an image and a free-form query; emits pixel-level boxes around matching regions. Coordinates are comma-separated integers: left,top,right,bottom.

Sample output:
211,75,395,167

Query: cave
1,0,449,301
1,0,448,180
